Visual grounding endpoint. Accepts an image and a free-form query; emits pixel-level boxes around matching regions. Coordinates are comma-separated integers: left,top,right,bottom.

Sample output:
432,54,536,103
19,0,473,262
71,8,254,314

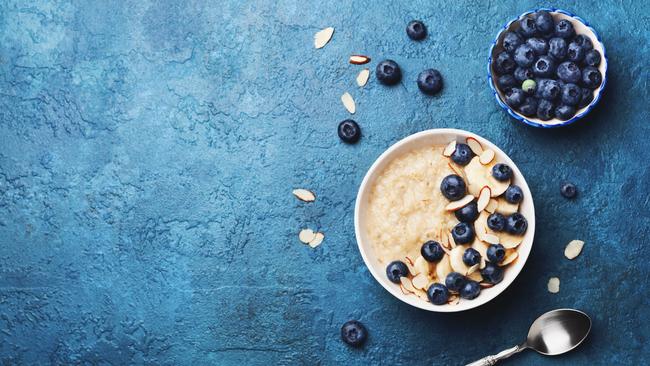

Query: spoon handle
465,344,524,366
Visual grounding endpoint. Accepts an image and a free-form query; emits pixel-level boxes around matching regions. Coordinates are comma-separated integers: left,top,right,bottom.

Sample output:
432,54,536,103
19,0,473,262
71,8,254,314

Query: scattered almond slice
468,270,483,282
292,189,316,202
477,186,491,211
314,27,334,49
480,282,493,288
443,140,457,157
483,233,500,245
445,195,475,211
466,137,484,155
496,197,519,215
440,233,451,249
564,240,585,260
485,198,498,213
500,251,518,266
473,215,488,241
299,229,316,244
547,277,560,293
447,231,456,249
400,276,417,293
500,233,523,248
341,92,355,114
447,162,467,180
466,263,479,275
349,55,371,65
449,246,470,274
436,254,452,282
413,256,430,276
309,232,324,248
412,273,429,290
479,149,495,165
400,284,414,295
414,288,430,301
356,69,370,87
403,256,417,276
447,294,460,304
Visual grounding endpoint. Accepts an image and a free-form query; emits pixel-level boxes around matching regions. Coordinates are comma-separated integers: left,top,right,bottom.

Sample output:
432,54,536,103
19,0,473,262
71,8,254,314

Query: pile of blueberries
492,10,603,121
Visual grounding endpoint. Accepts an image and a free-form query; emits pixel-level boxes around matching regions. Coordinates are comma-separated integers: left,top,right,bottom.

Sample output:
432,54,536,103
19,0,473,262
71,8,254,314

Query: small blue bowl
488,8,607,128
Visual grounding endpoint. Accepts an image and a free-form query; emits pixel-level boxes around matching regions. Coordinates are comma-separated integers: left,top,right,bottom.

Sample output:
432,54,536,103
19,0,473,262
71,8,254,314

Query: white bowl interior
490,11,607,126
354,129,535,312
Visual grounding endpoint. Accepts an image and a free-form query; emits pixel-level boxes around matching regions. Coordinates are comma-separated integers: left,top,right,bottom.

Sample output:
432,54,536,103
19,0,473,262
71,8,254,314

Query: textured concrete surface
0,0,648,365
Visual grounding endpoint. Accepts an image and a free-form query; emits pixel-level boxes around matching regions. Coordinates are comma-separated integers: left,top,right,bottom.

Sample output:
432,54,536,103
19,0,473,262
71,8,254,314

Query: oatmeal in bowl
355,129,535,312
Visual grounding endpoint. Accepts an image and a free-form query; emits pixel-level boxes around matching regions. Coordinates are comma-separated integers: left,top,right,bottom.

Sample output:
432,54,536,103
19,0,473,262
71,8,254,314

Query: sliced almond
412,273,429,290
356,68,370,87
445,195,474,211
435,254,452,283
308,232,324,248
443,140,457,157
299,229,316,244
414,288,430,301
500,251,518,266
400,276,416,293
314,27,334,49
466,137,483,155
440,233,450,249
496,197,519,215
447,231,456,249
400,284,414,295
413,256,430,276
466,263,479,275
547,277,560,293
449,246,470,274
349,55,371,65
292,189,316,202
485,198,498,213
468,270,483,282
564,240,585,260
341,92,355,114
479,149,496,165
483,233,500,245
447,294,459,304
477,186,491,211
500,233,523,249
447,162,467,180
480,282,494,288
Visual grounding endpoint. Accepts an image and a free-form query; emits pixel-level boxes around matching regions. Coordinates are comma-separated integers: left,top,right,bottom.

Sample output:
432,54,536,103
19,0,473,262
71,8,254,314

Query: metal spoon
466,309,592,366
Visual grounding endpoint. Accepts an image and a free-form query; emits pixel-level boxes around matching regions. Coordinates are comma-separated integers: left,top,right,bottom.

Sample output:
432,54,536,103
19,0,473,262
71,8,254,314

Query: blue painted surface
0,0,648,365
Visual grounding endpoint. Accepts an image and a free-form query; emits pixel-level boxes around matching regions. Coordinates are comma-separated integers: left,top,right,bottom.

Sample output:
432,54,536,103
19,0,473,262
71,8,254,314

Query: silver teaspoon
466,308,592,366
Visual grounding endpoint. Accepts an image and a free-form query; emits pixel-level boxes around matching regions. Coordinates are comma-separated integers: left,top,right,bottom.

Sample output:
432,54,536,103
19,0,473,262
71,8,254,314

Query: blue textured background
1,0,648,365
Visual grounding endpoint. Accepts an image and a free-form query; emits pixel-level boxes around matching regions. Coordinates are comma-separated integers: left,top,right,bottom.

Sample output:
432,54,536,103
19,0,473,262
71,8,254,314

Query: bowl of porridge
354,129,535,312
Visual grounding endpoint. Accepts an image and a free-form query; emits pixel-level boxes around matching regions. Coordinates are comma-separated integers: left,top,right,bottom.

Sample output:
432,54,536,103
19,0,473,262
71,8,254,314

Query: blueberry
440,174,466,201
452,222,475,244
338,119,361,143
560,182,578,198
497,74,517,89
421,241,444,262
526,37,549,56
537,99,555,120
462,248,481,266
455,201,479,223
505,185,524,204
491,163,512,181
513,44,536,68
445,272,467,292
487,244,506,263
504,88,525,108
480,262,504,284
460,280,481,300
427,283,449,305
417,69,443,95
514,67,534,82
555,104,576,120
487,213,506,232
341,320,367,347
548,37,567,60
518,17,537,37
518,96,538,116
385,261,409,283
581,66,602,89
406,20,427,40
502,31,523,54
532,56,556,78
556,61,581,83
561,83,581,106
451,143,474,166
376,60,402,86
573,34,593,51
494,51,516,74
535,10,555,34
537,78,560,100
506,213,528,235
583,49,601,67
555,19,575,39
578,88,594,108
567,42,585,63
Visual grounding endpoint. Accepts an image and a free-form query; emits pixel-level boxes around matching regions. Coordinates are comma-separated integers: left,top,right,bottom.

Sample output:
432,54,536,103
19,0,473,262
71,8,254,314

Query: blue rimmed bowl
488,8,607,128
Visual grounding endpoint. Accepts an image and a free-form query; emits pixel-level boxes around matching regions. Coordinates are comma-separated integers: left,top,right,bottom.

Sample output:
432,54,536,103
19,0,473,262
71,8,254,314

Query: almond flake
292,189,316,202
477,186,491,211
500,251,518,266
341,92,356,114
447,231,457,248
483,233,500,245
447,162,467,179
400,284,414,295
314,27,334,49
564,240,585,260
299,229,316,244
547,277,560,293
308,232,324,248
443,140,457,157
479,149,495,165
412,273,429,290
445,194,475,211
400,276,416,293
403,256,417,276
349,55,371,65
466,137,483,155
413,256,430,276
500,233,523,248
447,294,459,304
485,199,498,213
468,270,483,282
356,68,370,87
466,263,479,275
480,282,494,288
450,246,470,274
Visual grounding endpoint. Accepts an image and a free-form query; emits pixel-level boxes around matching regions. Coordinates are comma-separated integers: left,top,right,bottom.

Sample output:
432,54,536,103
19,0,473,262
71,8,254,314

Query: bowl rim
354,128,536,312
487,8,608,128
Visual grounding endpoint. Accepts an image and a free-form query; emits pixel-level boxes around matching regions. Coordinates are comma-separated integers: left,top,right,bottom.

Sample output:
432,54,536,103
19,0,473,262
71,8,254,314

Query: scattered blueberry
532,55,556,78
555,104,576,120
451,143,474,166
376,60,402,86
560,182,578,199
338,120,361,143
427,283,449,305
460,280,481,300
455,201,479,223
518,17,538,38
417,69,443,95
494,51,516,74
463,248,481,266
440,175,467,201
491,163,512,181
406,20,427,40
421,241,444,262
497,74,517,89
573,34,593,51
548,37,568,60
537,78,560,100
341,320,368,347
556,61,581,83
487,213,506,232
385,261,409,283
445,272,467,292
567,42,585,63
535,10,555,34
505,185,524,204
522,79,536,94
526,37,549,56
561,83,581,106
513,44,536,68
583,49,601,67
506,213,528,235
502,31,523,54
487,244,506,263
578,88,594,108
581,66,602,89
518,96,538,116
452,222,475,244
481,262,505,284
514,67,534,82
537,98,555,120
504,88,526,108
555,19,575,39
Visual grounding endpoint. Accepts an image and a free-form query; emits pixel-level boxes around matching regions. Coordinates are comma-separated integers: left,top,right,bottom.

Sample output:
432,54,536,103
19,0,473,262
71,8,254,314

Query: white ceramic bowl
488,8,607,128
354,129,535,312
